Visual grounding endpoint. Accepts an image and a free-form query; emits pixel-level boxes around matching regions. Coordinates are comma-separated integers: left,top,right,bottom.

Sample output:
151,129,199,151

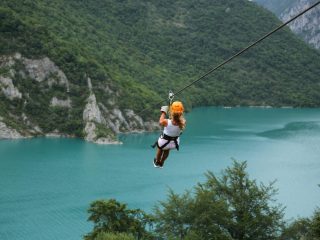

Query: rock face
23,57,70,90
83,93,105,124
0,54,22,100
83,91,118,144
280,0,320,49
82,77,120,144
82,77,158,144
255,0,320,49
0,53,158,142
99,103,158,134
50,97,71,108
0,76,22,100
0,117,24,139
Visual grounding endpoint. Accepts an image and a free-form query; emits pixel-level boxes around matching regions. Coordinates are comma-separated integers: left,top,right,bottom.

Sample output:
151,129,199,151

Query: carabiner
168,90,174,105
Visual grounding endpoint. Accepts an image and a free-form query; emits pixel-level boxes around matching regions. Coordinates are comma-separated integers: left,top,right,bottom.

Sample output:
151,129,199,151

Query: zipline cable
138,1,320,115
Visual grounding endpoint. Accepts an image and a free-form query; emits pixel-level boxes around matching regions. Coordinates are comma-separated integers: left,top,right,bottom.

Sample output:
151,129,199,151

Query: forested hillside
1,0,320,141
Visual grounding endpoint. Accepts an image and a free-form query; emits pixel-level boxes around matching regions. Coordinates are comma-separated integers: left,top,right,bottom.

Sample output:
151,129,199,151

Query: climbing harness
138,1,320,115
151,133,180,151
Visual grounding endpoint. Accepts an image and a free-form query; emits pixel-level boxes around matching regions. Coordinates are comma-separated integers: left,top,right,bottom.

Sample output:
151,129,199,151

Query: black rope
139,1,320,114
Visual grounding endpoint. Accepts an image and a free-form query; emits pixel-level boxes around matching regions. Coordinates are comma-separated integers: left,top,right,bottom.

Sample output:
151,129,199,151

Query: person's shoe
153,158,160,168
159,162,164,169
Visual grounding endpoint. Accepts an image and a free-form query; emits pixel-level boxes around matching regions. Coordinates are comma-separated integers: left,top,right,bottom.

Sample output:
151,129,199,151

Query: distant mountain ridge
1,0,320,142
255,0,320,49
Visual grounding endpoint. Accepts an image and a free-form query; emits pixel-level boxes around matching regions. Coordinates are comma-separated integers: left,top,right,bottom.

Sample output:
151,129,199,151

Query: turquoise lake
1,107,320,240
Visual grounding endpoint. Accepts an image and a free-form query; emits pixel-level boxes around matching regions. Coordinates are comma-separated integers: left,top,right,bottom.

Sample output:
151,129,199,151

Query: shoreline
2,106,320,142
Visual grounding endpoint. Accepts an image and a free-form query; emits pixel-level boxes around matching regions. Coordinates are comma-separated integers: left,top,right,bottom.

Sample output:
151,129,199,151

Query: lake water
1,107,320,240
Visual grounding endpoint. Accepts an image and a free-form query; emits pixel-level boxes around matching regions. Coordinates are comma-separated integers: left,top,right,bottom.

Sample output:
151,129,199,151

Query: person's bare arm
159,112,168,127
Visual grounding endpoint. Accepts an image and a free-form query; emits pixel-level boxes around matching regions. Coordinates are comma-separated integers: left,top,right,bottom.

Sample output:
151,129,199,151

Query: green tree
85,199,154,240
311,208,320,238
280,209,320,240
279,218,313,240
153,190,195,239
154,161,285,239
95,232,135,240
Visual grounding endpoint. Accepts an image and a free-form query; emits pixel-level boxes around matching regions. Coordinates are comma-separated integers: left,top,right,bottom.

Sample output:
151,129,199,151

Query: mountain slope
1,0,320,141
255,0,320,49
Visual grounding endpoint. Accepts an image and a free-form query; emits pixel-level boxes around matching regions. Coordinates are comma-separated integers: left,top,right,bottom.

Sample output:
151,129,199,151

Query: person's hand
160,106,169,114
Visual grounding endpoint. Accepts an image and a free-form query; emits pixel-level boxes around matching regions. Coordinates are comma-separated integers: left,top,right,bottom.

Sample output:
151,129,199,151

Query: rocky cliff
0,53,158,143
255,0,320,49
280,0,320,49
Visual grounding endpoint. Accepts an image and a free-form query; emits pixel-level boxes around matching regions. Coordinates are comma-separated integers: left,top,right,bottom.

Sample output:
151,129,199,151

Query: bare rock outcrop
0,117,24,139
0,53,157,143
50,97,71,108
23,57,70,90
280,0,320,49
0,76,22,100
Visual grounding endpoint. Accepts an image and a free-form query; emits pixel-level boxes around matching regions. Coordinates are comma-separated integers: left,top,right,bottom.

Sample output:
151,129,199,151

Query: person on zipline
153,101,186,168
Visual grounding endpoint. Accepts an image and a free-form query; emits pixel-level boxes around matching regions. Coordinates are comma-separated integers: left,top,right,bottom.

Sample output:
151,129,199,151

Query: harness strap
151,133,180,151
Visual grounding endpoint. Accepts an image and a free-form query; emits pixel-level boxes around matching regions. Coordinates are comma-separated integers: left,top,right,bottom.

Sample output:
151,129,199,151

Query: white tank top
163,120,181,137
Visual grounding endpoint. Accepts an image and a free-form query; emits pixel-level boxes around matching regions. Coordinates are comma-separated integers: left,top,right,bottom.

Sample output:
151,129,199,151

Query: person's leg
159,150,170,166
155,148,163,165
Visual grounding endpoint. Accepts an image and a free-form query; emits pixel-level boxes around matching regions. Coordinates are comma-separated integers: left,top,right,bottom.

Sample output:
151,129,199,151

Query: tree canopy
83,161,319,240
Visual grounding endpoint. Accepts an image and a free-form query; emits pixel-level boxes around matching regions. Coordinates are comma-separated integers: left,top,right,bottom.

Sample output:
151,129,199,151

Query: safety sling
151,133,180,151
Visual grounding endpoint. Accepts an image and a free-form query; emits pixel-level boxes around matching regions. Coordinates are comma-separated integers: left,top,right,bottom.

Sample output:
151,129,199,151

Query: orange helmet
170,101,184,114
